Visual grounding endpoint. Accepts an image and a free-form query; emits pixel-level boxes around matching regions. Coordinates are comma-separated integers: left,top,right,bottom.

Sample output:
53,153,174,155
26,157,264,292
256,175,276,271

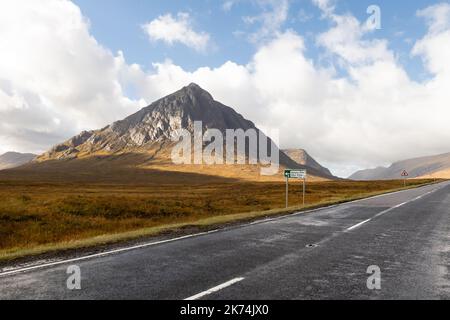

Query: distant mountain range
3,83,335,182
349,152,450,180
0,152,36,170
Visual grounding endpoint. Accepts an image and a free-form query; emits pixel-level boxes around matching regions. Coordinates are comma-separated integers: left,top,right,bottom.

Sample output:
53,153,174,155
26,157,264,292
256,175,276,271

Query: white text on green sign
284,169,307,179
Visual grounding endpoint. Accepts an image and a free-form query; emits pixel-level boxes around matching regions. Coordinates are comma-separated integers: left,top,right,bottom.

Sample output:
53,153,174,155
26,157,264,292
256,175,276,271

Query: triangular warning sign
401,170,409,177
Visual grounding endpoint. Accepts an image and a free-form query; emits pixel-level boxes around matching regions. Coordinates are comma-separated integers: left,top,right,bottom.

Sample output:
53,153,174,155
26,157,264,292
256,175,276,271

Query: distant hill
283,149,332,177
3,84,335,182
0,152,36,170
349,152,450,180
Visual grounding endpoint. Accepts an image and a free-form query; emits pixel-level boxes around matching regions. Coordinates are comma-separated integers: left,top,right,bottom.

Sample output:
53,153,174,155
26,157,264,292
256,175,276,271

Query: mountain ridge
0,152,36,170
283,149,332,177
349,152,450,180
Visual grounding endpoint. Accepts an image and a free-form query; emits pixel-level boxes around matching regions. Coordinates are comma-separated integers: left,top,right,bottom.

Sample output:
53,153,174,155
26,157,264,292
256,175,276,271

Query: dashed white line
345,188,441,232
345,219,372,232
184,277,245,301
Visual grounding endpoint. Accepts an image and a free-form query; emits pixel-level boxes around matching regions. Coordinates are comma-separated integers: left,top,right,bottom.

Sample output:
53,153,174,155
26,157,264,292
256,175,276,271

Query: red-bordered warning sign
401,170,409,177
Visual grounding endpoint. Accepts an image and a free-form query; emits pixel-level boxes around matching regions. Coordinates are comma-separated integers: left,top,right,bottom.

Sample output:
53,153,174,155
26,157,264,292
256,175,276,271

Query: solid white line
0,229,220,277
184,277,245,301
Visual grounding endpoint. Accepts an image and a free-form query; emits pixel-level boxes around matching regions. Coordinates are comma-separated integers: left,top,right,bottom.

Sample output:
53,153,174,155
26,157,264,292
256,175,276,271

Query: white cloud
297,9,313,23
222,0,237,12
312,0,335,17
316,14,394,65
142,12,210,52
243,0,290,42
0,0,139,154
413,3,450,76
417,3,450,34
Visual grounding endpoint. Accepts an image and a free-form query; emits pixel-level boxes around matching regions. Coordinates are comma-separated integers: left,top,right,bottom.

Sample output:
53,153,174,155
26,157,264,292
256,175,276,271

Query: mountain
0,152,36,170
38,83,258,161
14,83,334,182
349,166,388,181
349,152,450,180
283,149,332,177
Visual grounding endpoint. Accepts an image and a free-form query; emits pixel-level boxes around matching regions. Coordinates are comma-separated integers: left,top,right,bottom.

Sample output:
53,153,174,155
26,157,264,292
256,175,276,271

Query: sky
1,0,450,177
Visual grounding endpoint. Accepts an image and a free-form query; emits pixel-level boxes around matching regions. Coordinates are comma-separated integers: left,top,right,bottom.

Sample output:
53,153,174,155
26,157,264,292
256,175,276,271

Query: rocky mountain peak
35,84,335,179
39,83,256,160
108,83,254,141
182,83,214,100
283,148,333,177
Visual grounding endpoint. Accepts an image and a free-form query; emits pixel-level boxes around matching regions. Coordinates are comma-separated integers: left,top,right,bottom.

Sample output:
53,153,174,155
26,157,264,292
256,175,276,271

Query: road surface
1,182,449,300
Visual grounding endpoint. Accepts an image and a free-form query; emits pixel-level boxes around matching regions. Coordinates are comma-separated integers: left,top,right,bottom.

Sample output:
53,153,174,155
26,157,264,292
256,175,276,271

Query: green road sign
284,169,307,179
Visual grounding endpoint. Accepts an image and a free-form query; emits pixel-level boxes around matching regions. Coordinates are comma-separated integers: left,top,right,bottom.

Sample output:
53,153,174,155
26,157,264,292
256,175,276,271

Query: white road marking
184,277,245,301
0,229,220,277
289,182,444,219
0,182,446,277
345,188,441,232
246,184,442,227
345,219,372,231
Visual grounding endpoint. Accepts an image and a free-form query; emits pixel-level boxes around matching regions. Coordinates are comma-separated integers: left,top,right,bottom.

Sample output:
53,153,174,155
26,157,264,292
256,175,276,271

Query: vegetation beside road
0,178,437,262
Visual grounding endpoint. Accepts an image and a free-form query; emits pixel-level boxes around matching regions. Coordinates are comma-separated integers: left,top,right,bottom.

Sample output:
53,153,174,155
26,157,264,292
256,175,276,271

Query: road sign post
303,178,305,207
285,176,289,208
401,170,409,187
284,169,307,208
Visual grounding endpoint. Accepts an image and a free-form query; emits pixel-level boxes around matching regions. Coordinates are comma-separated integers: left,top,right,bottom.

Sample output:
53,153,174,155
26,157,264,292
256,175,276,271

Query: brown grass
0,177,437,262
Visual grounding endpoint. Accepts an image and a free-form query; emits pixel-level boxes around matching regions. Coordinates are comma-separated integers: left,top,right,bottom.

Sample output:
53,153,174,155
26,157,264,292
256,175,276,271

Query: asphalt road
1,182,449,300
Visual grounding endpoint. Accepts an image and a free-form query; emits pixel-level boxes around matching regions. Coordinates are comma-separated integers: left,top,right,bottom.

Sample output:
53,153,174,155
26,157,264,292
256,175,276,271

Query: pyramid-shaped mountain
32,83,333,180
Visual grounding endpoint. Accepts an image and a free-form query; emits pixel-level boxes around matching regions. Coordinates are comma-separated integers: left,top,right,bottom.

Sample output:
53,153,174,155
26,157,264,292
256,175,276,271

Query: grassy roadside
0,179,440,264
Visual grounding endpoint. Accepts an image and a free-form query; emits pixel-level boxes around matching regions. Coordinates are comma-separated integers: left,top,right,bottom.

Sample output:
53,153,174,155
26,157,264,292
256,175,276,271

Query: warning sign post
401,170,409,187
